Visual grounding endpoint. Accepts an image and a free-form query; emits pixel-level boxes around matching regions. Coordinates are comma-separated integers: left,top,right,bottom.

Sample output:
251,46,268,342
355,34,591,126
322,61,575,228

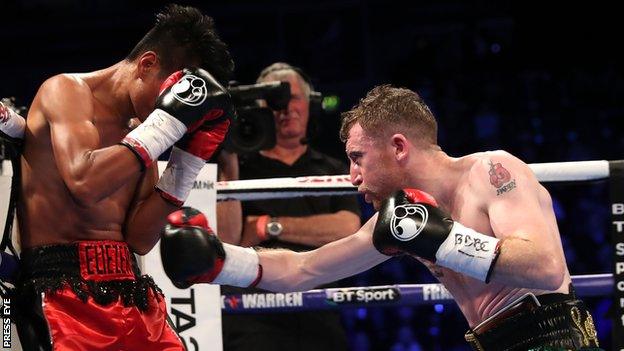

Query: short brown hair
340,85,437,144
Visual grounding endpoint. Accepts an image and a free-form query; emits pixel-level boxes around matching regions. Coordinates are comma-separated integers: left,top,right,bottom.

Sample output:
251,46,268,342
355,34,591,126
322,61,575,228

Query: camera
225,81,289,154
225,81,323,154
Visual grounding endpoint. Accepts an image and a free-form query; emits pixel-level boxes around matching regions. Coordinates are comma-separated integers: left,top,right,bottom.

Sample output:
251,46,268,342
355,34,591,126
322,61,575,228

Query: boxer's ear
136,51,158,78
391,133,409,163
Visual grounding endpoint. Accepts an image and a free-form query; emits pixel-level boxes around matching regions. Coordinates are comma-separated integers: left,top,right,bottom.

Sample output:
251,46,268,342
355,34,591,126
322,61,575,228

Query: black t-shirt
222,148,358,350
239,147,361,252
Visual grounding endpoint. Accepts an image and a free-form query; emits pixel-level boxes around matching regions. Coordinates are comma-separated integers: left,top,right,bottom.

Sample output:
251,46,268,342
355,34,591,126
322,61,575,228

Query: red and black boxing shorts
12,240,185,351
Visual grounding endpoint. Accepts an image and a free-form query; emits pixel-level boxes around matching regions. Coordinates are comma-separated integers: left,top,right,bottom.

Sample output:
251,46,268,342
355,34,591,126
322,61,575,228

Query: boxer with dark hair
163,85,602,351
10,4,233,350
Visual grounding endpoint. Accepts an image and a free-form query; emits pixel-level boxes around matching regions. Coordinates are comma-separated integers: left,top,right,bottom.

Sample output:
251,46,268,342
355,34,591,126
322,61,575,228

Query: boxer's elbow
536,257,566,290
127,239,153,256
65,155,111,207
69,180,101,207
130,244,152,256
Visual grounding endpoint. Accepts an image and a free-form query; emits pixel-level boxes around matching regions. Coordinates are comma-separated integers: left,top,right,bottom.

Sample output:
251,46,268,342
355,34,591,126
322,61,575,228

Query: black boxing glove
373,189,501,282
121,68,231,169
160,207,262,289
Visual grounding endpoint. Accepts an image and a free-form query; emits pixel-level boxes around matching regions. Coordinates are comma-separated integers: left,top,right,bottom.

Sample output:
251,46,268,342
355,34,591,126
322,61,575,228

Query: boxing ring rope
221,274,613,313
216,160,611,201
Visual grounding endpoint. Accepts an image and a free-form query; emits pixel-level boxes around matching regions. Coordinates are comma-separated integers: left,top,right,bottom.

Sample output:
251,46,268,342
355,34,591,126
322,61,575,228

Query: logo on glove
390,204,428,241
172,74,208,106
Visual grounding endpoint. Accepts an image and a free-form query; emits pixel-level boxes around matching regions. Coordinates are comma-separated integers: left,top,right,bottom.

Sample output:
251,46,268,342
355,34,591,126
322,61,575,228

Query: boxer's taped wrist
249,264,263,288
119,142,147,171
213,244,260,287
155,146,205,206
0,102,26,139
484,241,501,284
122,109,187,164
155,188,183,207
435,222,500,282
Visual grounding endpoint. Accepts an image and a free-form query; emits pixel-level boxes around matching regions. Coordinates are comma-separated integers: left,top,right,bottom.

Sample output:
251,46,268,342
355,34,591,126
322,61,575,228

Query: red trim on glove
191,257,225,284
119,138,152,169
156,188,184,207
159,70,185,95
403,188,438,207
178,118,230,160
186,109,224,135
167,207,209,228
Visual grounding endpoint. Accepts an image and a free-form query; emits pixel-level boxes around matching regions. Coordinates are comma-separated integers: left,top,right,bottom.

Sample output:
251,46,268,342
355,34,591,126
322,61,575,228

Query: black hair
126,4,234,85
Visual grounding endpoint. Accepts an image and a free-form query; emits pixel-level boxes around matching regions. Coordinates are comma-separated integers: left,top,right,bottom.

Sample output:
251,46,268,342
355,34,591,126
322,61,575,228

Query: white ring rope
217,159,614,201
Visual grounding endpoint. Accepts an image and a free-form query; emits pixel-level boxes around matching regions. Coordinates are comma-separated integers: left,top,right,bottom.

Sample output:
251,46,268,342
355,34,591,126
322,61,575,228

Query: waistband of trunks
16,240,161,310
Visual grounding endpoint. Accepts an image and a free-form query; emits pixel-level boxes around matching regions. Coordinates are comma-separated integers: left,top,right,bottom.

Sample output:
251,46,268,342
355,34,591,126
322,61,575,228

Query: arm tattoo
488,160,516,195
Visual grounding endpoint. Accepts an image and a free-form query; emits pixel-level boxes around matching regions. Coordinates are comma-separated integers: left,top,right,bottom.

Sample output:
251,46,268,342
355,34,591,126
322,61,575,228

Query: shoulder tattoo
487,160,516,195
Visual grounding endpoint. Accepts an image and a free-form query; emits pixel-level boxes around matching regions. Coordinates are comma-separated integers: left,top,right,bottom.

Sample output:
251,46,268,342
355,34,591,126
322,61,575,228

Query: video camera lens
225,106,276,153
224,81,324,154
224,82,291,154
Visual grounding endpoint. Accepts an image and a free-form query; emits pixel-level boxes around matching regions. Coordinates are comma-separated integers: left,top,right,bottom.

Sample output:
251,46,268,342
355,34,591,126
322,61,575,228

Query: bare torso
420,152,572,327
18,73,143,249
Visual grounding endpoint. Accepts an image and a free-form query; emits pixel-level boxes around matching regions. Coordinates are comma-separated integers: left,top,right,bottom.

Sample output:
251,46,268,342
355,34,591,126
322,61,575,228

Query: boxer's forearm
125,192,178,255
257,215,389,292
63,146,144,206
487,237,567,290
124,167,176,255
277,211,361,247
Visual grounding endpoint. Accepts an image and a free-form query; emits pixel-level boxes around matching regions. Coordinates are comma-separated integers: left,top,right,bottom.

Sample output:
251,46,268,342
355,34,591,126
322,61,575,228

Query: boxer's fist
168,68,234,162
175,117,231,162
373,189,446,259
160,207,262,288
156,68,231,133
373,189,501,282
160,207,226,289
120,68,232,169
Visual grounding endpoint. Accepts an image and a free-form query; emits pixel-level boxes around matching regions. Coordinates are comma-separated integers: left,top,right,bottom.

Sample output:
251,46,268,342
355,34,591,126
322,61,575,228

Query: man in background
217,62,361,351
